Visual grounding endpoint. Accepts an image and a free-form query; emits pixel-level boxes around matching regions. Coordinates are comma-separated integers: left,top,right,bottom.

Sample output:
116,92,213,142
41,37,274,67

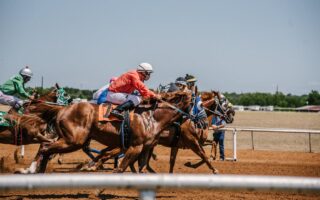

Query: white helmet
137,63,153,73
19,66,33,77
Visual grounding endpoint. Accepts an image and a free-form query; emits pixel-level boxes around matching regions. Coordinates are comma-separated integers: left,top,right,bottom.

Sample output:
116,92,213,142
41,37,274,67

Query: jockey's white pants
106,91,142,106
92,84,109,100
0,91,23,108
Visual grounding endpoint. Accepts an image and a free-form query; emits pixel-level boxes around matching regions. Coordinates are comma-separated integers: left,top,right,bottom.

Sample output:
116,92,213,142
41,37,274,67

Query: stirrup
110,110,124,120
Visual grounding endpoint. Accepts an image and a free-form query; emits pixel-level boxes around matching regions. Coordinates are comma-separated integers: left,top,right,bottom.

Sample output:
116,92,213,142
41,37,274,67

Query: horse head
201,91,235,124
23,84,71,115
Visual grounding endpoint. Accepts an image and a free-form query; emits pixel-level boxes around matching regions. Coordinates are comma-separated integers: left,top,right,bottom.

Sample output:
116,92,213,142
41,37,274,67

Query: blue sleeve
211,116,217,125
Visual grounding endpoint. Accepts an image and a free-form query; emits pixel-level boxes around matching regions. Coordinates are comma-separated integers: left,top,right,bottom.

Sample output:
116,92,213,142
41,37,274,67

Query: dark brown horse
22,91,192,173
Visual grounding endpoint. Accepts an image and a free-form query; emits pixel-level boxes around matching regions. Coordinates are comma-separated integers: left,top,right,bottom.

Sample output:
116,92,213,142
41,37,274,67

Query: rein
157,98,195,120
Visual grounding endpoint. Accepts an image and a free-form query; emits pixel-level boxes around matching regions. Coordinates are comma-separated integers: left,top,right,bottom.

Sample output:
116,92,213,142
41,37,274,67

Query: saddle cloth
98,103,120,122
0,104,11,113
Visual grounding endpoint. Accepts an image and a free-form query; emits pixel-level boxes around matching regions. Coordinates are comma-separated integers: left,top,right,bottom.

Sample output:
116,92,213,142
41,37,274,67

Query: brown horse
0,113,53,146
0,84,68,147
23,91,192,173
135,91,234,173
145,91,234,174
82,91,235,174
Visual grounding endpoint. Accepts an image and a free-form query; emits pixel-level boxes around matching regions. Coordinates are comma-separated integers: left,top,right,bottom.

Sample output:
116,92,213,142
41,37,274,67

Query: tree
307,90,320,105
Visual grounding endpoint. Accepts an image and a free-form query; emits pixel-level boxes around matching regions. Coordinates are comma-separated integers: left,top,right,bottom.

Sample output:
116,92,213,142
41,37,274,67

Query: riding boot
110,100,135,120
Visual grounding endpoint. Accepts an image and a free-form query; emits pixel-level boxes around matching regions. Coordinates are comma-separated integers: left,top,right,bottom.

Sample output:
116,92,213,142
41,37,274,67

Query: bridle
203,95,233,123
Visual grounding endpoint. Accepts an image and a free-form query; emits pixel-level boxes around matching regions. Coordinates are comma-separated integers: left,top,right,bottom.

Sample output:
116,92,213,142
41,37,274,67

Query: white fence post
233,128,237,161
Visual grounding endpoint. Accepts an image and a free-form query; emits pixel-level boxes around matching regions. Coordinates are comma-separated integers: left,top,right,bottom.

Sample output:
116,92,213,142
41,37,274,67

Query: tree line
31,87,320,107
223,90,320,107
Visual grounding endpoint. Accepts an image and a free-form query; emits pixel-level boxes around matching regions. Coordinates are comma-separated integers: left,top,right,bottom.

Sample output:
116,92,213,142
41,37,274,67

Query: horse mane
200,92,214,101
28,103,63,122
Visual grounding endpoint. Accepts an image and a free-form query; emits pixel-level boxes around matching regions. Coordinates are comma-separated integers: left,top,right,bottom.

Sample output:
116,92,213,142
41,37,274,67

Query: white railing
1,174,319,200
209,127,320,161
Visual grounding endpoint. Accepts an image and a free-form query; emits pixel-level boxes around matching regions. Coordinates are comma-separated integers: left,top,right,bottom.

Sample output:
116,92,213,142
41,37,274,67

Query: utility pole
41,76,44,89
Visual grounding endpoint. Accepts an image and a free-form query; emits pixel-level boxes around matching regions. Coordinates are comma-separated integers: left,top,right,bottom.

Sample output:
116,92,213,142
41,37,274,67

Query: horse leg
116,145,143,173
32,138,84,173
145,147,156,173
137,147,154,173
210,141,217,161
80,147,121,171
188,141,219,174
169,147,179,173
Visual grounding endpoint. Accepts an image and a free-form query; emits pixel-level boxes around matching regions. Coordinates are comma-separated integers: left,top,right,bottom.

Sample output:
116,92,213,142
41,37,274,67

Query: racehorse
0,85,67,168
0,83,69,146
20,91,193,173
145,91,235,173
81,91,235,174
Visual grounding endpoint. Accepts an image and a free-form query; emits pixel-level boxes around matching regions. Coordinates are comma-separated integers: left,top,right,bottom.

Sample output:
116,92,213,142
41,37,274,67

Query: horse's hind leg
210,141,217,161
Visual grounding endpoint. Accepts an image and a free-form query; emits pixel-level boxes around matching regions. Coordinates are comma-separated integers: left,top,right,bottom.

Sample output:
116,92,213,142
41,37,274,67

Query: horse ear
55,83,60,89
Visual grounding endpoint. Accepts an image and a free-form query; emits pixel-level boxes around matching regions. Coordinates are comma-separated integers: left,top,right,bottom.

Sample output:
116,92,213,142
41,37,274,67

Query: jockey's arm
12,79,31,98
131,77,156,98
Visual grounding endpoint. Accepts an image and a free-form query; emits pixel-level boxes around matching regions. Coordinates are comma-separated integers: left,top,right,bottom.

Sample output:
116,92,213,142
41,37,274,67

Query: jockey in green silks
0,66,34,110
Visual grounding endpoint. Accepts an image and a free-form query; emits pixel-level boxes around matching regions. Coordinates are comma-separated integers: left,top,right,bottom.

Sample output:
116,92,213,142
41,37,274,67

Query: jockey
0,66,34,110
93,77,118,102
184,74,206,123
168,77,188,92
185,74,197,95
101,63,159,120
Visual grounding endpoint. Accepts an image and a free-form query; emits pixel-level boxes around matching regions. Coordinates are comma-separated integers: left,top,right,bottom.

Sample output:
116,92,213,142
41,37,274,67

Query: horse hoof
213,169,219,174
209,156,216,162
14,168,30,174
80,165,97,172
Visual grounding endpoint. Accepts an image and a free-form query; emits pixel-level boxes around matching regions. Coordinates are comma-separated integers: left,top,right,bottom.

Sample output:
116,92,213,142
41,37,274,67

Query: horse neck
30,103,61,122
38,93,56,102
202,98,216,117
152,103,186,131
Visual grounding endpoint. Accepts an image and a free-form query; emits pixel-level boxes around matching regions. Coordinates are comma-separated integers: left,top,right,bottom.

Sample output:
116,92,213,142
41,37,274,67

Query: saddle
98,103,132,149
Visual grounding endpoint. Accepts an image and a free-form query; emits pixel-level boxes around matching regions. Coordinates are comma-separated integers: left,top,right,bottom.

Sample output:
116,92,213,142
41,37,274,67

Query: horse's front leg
116,145,143,173
169,147,179,173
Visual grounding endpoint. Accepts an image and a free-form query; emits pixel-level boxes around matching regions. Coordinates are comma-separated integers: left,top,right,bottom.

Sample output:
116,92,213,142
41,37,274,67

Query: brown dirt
0,111,320,199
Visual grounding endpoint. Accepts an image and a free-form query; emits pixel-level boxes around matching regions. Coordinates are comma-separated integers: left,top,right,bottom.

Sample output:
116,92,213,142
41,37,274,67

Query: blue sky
1,0,319,95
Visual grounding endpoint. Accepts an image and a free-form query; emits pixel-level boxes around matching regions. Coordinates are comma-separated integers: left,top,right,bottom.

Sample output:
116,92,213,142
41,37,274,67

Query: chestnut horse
0,84,69,147
23,91,192,173
83,91,234,174
0,113,53,146
146,91,235,173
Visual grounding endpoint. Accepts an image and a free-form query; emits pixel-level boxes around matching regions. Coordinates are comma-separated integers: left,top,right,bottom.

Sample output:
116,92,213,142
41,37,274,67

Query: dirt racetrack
1,111,320,200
